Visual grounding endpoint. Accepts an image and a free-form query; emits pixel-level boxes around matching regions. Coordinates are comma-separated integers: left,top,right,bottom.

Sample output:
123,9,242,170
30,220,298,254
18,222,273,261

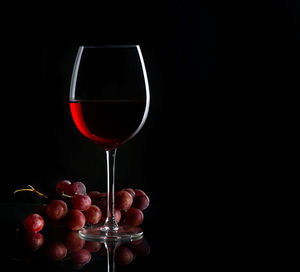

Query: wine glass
69,45,150,241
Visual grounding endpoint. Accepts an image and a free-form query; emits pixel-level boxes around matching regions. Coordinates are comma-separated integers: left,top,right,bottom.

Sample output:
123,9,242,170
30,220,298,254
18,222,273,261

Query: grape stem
14,185,48,199
61,192,73,198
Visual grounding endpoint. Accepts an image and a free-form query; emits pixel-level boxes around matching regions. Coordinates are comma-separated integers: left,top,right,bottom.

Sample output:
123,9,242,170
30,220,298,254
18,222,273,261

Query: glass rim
79,45,140,49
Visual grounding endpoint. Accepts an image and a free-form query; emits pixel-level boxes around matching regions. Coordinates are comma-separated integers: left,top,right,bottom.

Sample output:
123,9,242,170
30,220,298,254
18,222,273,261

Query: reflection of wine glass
69,45,150,241
104,238,150,272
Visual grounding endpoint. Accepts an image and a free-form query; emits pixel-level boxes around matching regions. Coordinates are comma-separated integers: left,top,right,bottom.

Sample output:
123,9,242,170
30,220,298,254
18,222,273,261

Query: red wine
70,100,147,150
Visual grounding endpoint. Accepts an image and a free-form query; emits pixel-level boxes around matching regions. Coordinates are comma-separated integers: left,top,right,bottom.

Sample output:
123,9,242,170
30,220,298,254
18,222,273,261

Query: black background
1,1,299,266
2,2,217,203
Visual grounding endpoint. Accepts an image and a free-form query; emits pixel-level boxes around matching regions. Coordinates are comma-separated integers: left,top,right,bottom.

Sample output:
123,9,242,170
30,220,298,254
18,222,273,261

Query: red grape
24,232,44,250
46,241,67,261
67,209,86,231
119,210,126,224
115,209,122,223
122,188,135,198
56,179,71,194
46,199,68,220
84,205,102,224
84,241,102,252
124,208,144,226
66,181,86,196
132,189,149,210
71,248,91,265
88,191,102,201
134,189,146,197
65,231,85,252
23,213,44,233
115,246,135,265
72,194,92,211
115,190,133,210
134,189,146,195
128,238,150,256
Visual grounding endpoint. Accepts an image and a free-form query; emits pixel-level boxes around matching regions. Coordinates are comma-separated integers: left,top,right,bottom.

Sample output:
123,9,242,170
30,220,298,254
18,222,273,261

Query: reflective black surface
8,227,150,271
1,202,203,272
1,203,147,271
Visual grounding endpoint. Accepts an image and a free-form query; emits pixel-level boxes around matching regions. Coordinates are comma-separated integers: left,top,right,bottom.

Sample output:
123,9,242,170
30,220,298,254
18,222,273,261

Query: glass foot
78,225,143,242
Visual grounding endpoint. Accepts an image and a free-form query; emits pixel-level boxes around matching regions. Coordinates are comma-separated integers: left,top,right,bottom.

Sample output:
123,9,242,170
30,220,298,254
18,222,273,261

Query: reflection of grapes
25,232,44,251
46,241,67,261
65,231,85,251
84,241,102,252
71,248,91,265
21,228,150,269
129,237,151,256
115,246,135,265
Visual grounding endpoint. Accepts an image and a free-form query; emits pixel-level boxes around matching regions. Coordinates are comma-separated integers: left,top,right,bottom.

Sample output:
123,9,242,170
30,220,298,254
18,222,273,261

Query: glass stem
103,148,119,232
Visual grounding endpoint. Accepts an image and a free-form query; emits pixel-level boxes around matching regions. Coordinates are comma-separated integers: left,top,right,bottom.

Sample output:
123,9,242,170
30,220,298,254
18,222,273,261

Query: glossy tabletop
1,202,200,272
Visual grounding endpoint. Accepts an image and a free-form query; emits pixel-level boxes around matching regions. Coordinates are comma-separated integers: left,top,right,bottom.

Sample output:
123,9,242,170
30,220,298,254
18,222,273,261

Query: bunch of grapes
20,180,150,234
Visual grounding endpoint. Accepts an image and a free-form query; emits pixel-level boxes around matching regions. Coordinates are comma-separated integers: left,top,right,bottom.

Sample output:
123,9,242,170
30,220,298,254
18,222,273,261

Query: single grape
23,213,44,233
65,231,85,252
72,194,92,211
84,205,102,224
122,188,135,198
124,208,144,226
66,181,86,196
115,190,133,210
56,179,71,195
134,189,146,197
115,246,135,265
84,241,102,253
132,189,150,210
46,241,67,261
67,209,86,231
24,232,44,251
128,238,151,256
71,248,91,265
88,191,102,201
46,199,68,220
